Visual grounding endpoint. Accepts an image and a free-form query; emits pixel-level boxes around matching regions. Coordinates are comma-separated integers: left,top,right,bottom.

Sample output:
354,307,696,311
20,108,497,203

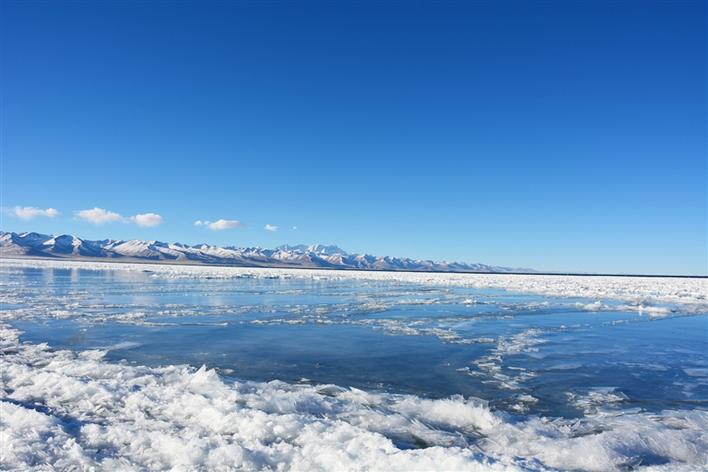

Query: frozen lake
1,259,707,471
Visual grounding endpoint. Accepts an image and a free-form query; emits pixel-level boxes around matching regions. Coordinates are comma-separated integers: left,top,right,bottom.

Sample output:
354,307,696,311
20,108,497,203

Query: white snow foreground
1,324,707,472
3,258,707,309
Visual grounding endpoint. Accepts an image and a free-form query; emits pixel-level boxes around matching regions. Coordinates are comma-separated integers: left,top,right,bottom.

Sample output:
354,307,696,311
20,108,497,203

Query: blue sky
1,1,705,275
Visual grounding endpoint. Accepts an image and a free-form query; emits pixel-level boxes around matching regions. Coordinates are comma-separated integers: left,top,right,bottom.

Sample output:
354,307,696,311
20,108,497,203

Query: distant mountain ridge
0,231,533,273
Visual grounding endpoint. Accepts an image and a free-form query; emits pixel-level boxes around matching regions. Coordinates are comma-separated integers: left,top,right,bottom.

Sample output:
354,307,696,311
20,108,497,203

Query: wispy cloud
11,206,60,220
76,207,164,227
264,224,278,232
195,219,243,230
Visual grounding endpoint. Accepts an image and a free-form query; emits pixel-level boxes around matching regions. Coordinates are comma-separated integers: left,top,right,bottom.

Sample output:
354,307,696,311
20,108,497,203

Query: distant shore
1,255,705,279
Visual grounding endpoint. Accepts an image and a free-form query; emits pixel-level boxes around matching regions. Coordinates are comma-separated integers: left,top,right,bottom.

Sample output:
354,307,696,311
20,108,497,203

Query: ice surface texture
2,258,706,307
1,259,707,471
2,323,707,471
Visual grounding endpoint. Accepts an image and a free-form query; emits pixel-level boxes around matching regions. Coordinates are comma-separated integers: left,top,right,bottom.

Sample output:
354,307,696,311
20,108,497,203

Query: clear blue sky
1,1,705,275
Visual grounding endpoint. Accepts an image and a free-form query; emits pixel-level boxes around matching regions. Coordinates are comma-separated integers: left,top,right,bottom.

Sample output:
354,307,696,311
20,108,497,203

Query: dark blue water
2,265,706,418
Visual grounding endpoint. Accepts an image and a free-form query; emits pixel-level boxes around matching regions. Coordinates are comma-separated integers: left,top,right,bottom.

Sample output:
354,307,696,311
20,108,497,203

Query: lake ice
1,259,706,471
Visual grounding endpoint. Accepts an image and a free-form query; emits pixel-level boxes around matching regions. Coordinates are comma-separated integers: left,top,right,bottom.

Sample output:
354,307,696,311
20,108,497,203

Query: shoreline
1,255,705,279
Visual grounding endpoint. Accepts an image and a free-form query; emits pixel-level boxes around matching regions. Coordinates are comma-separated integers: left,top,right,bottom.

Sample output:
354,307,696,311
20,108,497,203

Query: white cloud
292,226,298,231
195,219,243,230
130,213,164,227
12,206,60,220
76,207,163,227
75,207,125,224
207,219,242,230
264,224,278,232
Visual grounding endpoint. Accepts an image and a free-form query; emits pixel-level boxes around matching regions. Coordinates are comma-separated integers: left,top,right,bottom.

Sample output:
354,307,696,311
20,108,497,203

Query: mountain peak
278,244,347,256
0,230,529,274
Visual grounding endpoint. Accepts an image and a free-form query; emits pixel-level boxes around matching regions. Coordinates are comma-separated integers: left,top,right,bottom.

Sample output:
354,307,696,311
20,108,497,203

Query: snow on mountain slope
43,235,82,254
0,231,527,273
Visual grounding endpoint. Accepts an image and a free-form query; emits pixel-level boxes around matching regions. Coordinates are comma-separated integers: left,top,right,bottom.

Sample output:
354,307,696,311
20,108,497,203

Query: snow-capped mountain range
0,231,531,273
